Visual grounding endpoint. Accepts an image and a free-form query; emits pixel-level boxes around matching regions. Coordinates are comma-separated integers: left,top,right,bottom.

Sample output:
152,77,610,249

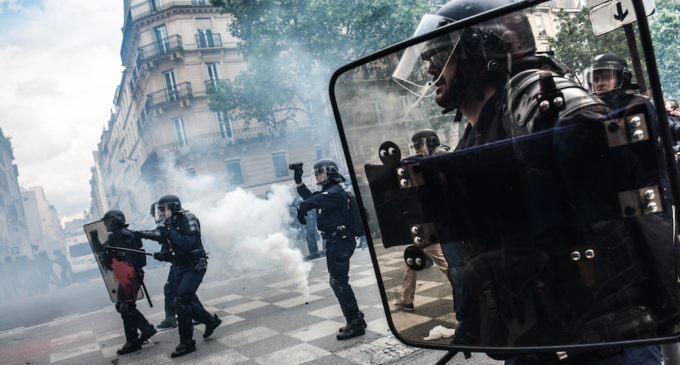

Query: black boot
117,340,142,355
157,317,177,329
336,317,366,340
339,311,367,332
117,324,141,355
171,330,196,358
203,314,222,339
138,323,157,344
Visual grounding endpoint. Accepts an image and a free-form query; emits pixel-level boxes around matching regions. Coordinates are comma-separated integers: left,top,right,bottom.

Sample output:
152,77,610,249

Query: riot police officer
395,1,664,363
136,195,221,357
409,129,450,156
583,53,642,112
141,202,177,329
295,159,366,340
101,210,157,355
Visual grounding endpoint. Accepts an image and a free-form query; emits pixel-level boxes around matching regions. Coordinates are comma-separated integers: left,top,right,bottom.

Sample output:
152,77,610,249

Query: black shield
84,219,144,303
329,0,680,353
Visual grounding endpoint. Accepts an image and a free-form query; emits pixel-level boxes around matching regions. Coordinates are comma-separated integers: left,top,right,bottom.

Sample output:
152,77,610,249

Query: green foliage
546,7,631,79
649,0,680,99
207,0,429,129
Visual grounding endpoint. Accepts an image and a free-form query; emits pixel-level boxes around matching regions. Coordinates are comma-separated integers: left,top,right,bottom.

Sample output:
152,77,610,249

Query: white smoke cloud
156,159,313,298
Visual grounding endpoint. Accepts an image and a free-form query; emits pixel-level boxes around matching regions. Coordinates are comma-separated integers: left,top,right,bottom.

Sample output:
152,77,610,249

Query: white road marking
179,349,249,365
102,339,155,358
254,343,330,365
273,294,323,309
49,342,100,363
52,313,80,321
285,320,345,342
203,294,242,307
51,330,94,347
224,300,270,314
219,326,279,348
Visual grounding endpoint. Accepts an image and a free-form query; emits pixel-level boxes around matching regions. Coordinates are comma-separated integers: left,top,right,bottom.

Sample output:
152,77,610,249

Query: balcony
145,82,192,109
137,35,183,66
196,33,222,48
131,0,212,22
154,123,314,155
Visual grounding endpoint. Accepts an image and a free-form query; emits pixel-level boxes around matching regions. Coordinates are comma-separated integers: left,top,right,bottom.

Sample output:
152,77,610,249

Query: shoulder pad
181,213,200,235
504,70,608,132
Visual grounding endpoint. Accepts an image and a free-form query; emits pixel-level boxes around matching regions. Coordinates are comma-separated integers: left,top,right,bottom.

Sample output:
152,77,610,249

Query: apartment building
92,0,321,227
0,130,32,257
20,187,65,254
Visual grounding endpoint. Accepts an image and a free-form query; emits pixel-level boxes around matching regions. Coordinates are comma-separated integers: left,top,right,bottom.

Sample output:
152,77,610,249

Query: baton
140,280,153,308
104,246,153,256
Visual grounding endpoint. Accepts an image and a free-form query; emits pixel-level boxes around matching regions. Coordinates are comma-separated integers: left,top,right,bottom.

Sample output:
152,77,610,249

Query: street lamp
119,157,138,164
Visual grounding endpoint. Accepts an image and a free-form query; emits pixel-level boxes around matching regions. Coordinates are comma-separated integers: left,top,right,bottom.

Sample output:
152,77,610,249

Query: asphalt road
0,248,503,365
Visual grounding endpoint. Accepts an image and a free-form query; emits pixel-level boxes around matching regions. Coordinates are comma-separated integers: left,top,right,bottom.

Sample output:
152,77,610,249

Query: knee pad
118,303,134,318
164,282,172,297
330,277,344,297
173,297,188,314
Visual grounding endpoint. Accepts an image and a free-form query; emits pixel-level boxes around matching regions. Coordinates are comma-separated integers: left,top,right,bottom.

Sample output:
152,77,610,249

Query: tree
546,7,631,81
207,0,431,149
649,0,680,100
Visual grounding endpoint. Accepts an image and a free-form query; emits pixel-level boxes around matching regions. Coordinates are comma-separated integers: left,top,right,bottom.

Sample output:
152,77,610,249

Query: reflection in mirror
333,0,680,351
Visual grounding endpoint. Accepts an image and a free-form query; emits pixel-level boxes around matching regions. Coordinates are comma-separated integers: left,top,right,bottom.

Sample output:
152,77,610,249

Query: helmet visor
314,166,329,185
408,138,429,156
392,15,461,98
583,63,625,94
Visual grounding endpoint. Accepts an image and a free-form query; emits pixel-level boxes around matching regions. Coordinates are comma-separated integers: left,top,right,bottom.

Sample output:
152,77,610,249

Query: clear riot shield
84,219,144,303
330,0,680,354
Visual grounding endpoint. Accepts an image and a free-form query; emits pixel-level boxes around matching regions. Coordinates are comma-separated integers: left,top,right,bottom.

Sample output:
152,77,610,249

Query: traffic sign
590,0,655,35
11,246,20,255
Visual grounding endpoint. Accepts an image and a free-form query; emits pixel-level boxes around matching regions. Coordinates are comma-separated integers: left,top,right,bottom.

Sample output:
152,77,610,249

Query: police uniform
297,180,365,339
160,210,221,357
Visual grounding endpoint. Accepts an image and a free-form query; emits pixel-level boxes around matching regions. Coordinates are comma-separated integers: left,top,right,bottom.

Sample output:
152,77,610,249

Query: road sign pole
623,23,647,94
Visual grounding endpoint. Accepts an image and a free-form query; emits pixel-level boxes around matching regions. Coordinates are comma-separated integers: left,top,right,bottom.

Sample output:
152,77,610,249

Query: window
172,116,188,146
315,145,323,160
185,167,195,177
371,100,385,124
206,62,221,82
535,14,546,36
272,152,289,178
69,242,92,258
196,18,214,47
349,140,362,160
163,70,178,101
216,112,232,138
226,159,243,185
400,95,409,108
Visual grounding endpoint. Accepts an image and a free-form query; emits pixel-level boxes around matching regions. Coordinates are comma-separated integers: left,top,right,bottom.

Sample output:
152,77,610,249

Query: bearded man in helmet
390,0,665,363
295,158,366,340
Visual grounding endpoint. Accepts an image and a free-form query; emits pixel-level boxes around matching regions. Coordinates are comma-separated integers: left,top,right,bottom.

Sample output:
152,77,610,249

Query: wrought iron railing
130,0,211,22
137,35,182,65
195,33,222,48
145,82,192,109
154,123,313,154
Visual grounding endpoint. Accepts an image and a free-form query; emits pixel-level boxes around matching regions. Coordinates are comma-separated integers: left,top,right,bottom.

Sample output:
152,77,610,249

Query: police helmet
313,159,345,185
409,129,441,156
149,202,157,217
392,0,535,110
158,195,182,215
103,210,127,227
583,53,634,96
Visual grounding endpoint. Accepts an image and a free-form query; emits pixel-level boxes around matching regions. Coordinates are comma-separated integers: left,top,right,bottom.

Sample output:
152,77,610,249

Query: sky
0,0,125,223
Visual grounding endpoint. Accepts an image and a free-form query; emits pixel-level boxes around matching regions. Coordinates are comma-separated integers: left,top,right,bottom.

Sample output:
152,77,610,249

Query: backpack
346,191,365,238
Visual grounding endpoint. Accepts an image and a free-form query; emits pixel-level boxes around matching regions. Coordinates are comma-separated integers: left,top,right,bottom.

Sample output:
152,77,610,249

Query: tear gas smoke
156,159,313,298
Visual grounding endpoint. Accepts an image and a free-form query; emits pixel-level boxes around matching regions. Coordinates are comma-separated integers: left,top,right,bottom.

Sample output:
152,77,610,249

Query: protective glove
297,205,307,225
294,167,303,184
157,218,172,230
153,251,171,262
